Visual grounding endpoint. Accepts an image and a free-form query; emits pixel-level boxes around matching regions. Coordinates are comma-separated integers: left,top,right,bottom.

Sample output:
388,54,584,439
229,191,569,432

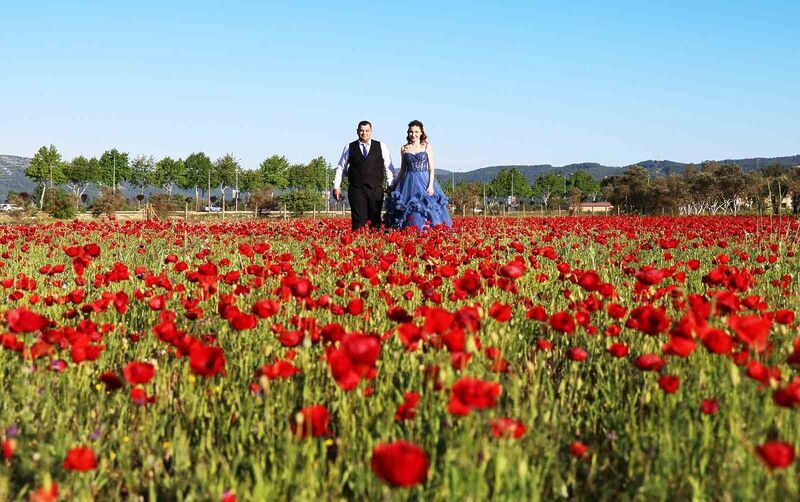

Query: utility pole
235,166,239,212
325,168,330,212
112,151,116,193
48,157,54,208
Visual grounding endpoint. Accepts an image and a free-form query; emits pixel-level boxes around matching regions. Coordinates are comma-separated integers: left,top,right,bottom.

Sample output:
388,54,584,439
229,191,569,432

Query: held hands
332,188,342,201
426,186,434,196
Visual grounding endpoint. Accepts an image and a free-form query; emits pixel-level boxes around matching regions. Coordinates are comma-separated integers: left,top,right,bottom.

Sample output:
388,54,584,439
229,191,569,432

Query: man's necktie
362,144,368,158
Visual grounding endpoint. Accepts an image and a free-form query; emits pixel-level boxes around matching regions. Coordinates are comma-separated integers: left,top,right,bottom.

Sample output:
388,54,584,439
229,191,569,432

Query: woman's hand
426,186,434,196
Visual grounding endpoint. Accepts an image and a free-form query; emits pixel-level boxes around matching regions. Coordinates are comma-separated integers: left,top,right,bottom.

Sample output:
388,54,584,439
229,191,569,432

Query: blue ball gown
383,150,453,231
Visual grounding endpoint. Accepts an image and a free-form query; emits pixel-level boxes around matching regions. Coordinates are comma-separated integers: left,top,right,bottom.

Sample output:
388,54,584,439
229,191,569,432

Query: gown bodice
404,151,429,172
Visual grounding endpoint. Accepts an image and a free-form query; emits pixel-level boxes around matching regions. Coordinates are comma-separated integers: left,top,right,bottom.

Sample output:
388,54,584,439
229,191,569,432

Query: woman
384,120,453,231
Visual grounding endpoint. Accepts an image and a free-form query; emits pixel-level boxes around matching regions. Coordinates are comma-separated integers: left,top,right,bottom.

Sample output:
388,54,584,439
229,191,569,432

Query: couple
332,120,453,232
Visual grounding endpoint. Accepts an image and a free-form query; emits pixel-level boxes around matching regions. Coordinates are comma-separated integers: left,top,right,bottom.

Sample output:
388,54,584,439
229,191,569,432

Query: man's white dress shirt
333,140,394,190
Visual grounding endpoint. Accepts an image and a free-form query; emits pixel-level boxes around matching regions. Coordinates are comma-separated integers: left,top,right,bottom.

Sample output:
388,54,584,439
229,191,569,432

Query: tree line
20,145,800,217
23,145,335,211
601,162,799,215
443,162,800,215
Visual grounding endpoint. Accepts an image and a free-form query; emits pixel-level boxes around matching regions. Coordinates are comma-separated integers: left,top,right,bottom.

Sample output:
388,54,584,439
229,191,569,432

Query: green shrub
42,188,77,219
149,193,186,218
91,188,126,217
276,188,324,215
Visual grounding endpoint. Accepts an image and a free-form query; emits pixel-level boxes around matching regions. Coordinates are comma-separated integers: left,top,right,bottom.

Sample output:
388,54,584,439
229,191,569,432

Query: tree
97,149,130,192
276,188,325,215
742,172,768,213
153,156,187,196
43,188,77,219
786,167,800,214
288,156,331,191
761,164,788,215
62,156,97,210
26,145,66,209
603,166,653,214
566,170,601,202
259,155,290,190
238,169,264,210
711,163,748,214
184,152,214,210
653,174,690,215
129,155,156,202
531,172,566,209
445,181,481,215
490,168,533,198
213,154,239,209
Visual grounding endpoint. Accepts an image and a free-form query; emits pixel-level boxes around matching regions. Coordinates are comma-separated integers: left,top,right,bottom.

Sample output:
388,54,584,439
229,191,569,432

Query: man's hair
357,120,372,129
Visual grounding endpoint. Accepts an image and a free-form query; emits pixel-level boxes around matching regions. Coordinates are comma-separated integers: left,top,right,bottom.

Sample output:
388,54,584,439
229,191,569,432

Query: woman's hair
406,120,428,144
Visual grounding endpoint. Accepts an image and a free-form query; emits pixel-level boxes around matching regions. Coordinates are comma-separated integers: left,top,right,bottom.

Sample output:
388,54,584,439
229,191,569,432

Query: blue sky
1,1,798,172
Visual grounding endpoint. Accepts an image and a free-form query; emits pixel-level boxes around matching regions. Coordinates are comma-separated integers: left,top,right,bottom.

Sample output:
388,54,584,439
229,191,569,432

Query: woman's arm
392,146,407,189
426,143,435,195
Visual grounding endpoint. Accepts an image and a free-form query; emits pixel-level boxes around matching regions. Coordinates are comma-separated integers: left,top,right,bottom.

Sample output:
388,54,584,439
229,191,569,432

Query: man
333,121,394,231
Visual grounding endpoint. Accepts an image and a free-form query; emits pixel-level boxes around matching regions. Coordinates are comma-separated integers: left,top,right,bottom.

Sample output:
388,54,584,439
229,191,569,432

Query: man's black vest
347,140,385,189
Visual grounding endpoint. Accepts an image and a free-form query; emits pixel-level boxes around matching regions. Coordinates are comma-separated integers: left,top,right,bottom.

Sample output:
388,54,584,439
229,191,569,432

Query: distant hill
3,153,800,202
0,155,36,199
434,154,800,185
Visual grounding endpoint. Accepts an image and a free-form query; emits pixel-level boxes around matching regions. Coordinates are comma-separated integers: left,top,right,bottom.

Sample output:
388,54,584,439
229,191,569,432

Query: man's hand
333,188,342,201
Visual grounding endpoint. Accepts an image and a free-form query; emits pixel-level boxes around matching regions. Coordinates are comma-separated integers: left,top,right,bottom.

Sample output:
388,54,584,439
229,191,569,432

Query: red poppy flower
397,323,425,351
448,377,501,416
189,345,226,378
130,387,156,405
29,481,59,502
549,311,575,334
658,374,680,394
252,299,280,318
607,303,627,320
5,307,50,333
2,439,15,460
229,312,257,331
727,314,771,352
570,441,589,458
370,440,429,487
63,446,98,471
568,347,588,362
489,418,527,439
454,269,482,297
500,260,525,279
662,335,696,358
635,268,665,286
634,354,665,372
626,306,670,336
489,302,512,322
260,358,300,380
123,361,155,385
291,404,330,438
99,371,124,391
325,333,381,390
756,441,795,469
423,307,455,334
775,309,795,325
702,329,734,355
700,398,718,415
607,343,629,358
395,392,421,421
346,298,364,315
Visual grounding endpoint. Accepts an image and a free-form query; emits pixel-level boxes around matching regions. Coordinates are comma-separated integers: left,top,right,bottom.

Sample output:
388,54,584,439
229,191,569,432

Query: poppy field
3,216,800,500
